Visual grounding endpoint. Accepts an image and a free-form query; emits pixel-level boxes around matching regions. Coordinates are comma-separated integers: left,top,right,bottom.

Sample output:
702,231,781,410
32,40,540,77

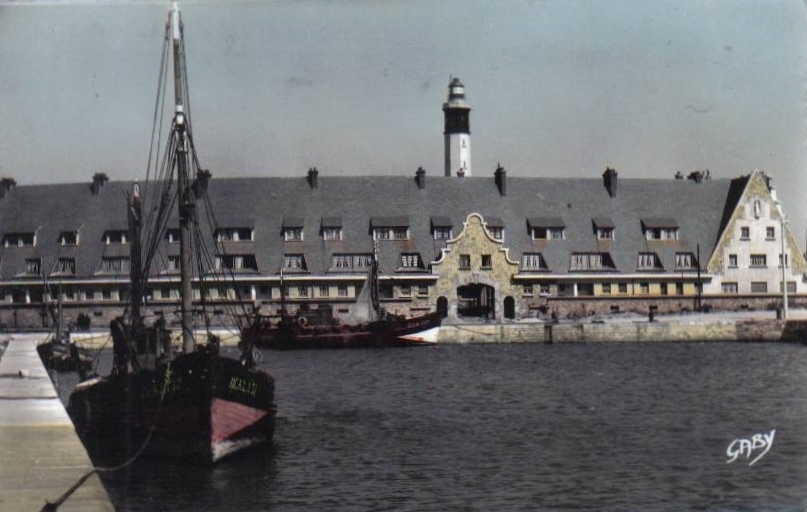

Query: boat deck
0,335,114,512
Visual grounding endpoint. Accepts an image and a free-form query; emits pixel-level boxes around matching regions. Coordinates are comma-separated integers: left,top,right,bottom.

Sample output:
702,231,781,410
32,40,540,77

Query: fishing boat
241,243,442,350
67,3,276,463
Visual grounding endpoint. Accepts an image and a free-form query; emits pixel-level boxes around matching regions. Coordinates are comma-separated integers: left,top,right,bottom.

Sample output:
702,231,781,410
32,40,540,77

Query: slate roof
0,174,748,281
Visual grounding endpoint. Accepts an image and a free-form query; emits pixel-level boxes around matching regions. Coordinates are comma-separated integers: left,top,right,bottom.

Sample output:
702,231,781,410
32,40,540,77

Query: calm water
61,342,807,511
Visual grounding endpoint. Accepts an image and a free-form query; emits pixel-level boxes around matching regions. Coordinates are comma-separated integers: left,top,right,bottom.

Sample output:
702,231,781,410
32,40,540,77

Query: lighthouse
443,78,471,177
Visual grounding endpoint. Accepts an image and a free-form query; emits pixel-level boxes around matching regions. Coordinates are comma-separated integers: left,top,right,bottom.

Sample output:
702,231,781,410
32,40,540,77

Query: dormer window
216,227,254,242
371,216,409,241
321,217,343,241
331,253,373,270
4,232,36,248
521,253,548,271
592,217,615,240
103,230,128,245
100,256,130,274
431,216,453,240
281,218,304,241
528,217,565,240
166,229,180,244
675,252,697,270
400,253,423,269
24,258,41,276
58,231,79,246
641,218,679,240
486,216,505,241
283,253,307,271
570,253,615,271
215,254,258,271
638,252,663,270
55,257,76,275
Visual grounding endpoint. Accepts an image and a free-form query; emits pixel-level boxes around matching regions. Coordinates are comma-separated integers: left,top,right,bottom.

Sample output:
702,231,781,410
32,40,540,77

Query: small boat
67,3,276,463
241,243,442,350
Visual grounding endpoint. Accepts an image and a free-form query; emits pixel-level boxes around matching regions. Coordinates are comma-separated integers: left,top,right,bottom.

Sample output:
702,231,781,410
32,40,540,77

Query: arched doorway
437,296,449,318
457,284,495,319
504,296,515,319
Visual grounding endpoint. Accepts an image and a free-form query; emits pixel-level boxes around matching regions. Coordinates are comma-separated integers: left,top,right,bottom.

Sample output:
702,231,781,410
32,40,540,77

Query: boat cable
40,360,175,512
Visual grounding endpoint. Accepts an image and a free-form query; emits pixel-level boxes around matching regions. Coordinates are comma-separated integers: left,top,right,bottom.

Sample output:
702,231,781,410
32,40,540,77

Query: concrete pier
0,335,114,512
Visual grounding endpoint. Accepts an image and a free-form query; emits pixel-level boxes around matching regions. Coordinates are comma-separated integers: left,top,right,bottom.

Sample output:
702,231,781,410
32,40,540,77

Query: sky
1,0,806,245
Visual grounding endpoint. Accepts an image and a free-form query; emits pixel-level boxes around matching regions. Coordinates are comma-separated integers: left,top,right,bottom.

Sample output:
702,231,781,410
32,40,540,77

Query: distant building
0,167,802,329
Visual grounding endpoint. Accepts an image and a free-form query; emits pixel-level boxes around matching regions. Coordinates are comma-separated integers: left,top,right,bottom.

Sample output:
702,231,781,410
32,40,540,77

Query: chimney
603,167,618,198
494,163,506,197
0,177,16,199
415,167,426,189
307,167,319,189
192,169,212,198
91,173,109,195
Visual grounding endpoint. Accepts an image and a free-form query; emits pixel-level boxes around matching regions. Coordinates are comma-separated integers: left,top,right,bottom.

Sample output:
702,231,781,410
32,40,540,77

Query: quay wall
438,319,807,344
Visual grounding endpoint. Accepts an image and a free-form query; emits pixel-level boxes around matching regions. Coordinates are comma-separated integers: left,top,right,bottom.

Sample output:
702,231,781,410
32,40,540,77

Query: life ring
297,316,308,327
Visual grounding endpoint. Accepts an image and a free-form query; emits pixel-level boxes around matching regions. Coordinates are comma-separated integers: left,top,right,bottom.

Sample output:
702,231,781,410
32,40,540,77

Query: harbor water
59,341,807,511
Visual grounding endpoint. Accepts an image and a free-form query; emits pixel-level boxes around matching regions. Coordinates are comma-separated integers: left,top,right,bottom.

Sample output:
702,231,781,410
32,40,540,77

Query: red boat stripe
211,398,269,443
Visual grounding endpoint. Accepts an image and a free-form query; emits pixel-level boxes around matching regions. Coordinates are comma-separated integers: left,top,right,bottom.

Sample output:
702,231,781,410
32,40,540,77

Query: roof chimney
0,177,16,199
494,163,506,197
307,167,319,189
603,167,618,198
91,173,109,195
192,169,212,198
415,167,426,189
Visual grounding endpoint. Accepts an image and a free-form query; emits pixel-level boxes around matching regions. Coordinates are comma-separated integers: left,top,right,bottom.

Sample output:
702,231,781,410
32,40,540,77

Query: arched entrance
504,296,515,319
457,284,495,319
437,296,449,318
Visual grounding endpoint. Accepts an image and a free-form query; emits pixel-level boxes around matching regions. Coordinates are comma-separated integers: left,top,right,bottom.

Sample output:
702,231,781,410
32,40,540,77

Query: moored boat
67,3,276,463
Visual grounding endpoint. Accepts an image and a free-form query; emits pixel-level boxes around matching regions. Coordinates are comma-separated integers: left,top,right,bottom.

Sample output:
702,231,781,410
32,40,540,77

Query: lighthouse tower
443,78,471,177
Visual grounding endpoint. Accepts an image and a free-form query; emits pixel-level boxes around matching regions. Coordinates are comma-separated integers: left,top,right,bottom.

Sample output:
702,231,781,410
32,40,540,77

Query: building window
645,228,678,240
618,283,628,294
379,285,393,299
638,253,660,270
101,289,113,301
297,285,309,297
25,258,41,275
480,254,492,269
740,227,750,240
167,256,180,271
780,282,797,293
216,228,253,242
779,254,789,267
166,229,180,244
4,233,36,248
338,285,349,297
319,285,329,297
215,254,258,271
56,258,76,274
103,231,127,245
521,253,547,271
728,254,738,268
399,285,411,297
284,227,303,242
766,226,775,240
676,283,684,295
418,285,429,296
722,282,738,294
639,282,649,294
100,257,130,273
602,283,612,295
523,284,533,295
322,227,342,241
750,254,767,268
283,254,306,270
373,227,409,241
532,227,564,240
675,253,696,269
750,282,767,294
434,227,452,240
459,254,471,269
539,284,551,295
597,228,614,240
400,253,422,269
570,253,612,271
332,253,372,270
58,231,78,246
488,227,504,241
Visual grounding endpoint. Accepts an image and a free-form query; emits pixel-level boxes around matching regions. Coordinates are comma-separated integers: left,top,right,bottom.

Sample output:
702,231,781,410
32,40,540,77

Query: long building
0,165,802,331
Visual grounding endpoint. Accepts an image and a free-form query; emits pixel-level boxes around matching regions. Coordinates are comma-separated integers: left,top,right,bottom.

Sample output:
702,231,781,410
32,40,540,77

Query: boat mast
171,2,195,353
128,183,144,324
